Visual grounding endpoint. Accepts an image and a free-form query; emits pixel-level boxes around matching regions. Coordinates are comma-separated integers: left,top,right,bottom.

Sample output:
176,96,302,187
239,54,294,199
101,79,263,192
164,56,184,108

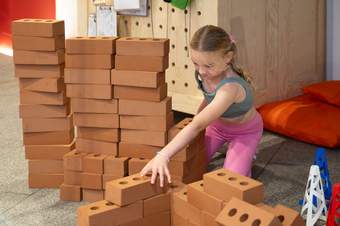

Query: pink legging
204,112,263,177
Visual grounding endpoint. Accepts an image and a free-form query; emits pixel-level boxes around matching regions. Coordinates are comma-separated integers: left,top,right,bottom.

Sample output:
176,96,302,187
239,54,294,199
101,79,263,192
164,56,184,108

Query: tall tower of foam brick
12,19,74,188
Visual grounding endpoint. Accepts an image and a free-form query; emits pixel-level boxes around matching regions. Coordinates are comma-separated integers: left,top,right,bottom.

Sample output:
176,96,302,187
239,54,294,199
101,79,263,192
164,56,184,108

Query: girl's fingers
159,167,164,187
164,167,171,184
151,167,158,184
140,162,151,176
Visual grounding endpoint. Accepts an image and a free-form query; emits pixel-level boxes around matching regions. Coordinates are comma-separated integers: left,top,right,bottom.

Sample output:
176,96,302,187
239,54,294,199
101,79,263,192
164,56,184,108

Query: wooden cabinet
88,0,326,114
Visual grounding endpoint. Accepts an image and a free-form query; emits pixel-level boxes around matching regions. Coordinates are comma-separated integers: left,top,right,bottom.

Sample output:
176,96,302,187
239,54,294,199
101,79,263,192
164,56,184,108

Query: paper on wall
96,5,117,36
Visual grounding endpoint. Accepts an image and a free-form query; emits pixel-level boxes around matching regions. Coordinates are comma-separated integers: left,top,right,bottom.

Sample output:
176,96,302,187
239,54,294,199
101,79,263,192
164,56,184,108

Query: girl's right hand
140,152,171,187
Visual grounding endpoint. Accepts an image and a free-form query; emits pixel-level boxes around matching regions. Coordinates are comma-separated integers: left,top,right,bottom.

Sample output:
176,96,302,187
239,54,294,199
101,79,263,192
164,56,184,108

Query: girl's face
190,49,233,80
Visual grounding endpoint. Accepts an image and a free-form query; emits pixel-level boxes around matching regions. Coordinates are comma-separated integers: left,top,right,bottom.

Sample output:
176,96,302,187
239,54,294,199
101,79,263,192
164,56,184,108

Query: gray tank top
195,71,254,118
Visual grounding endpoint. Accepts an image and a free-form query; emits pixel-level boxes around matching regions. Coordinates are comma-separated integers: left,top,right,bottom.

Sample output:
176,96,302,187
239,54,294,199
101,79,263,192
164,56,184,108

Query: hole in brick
252,219,261,226
119,181,128,185
184,82,188,87
139,158,145,160
90,206,99,210
89,36,96,39
228,177,237,181
197,11,202,16
183,192,187,195
105,202,114,206
172,44,175,49
45,19,53,22
172,80,175,84
239,214,249,222
171,26,175,31
139,38,147,40
159,7,162,11
228,208,237,217
240,181,249,186
145,173,152,177
278,215,285,222
23,19,32,21
171,8,175,13
153,38,160,41
136,22,139,26
75,36,84,39
93,154,101,157
132,177,141,181
34,19,43,21
74,152,80,155
217,172,226,177
199,183,203,187
159,25,163,29
126,38,133,40
101,37,111,39
184,28,188,33
170,184,178,189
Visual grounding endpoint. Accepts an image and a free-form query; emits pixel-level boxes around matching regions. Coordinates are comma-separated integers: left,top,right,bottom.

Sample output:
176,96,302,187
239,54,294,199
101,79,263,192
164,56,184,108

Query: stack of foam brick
112,38,206,182
61,36,128,202
172,168,305,226
77,173,185,226
12,19,74,188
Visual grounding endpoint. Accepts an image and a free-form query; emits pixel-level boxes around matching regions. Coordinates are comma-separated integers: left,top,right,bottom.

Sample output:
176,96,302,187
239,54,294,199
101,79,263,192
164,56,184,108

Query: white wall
327,0,340,80
56,0,88,37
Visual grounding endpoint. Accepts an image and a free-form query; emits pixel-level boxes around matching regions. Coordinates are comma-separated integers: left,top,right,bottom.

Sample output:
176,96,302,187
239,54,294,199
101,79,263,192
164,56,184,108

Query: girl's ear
224,51,234,65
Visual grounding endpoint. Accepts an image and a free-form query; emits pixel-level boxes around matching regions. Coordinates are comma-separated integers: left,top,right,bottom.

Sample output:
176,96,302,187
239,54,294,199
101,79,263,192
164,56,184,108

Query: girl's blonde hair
190,25,252,84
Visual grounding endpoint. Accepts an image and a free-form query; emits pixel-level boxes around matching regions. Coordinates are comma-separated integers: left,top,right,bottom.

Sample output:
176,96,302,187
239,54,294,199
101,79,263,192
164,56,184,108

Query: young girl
140,25,263,187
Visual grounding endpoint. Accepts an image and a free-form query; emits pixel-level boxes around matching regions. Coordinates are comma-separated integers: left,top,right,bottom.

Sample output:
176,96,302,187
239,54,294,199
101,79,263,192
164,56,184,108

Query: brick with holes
19,77,64,93
82,189,105,203
12,19,64,37
186,180,225,217
128,158,149,175
201,211,219,226
25,140,75,160
64,68,111,84
73,113,119,128
104,156,129,176
120,129,167,147
28,160,63,174
75,138,118,156
63,150,87,171
81,173,103,190
23,129,74,145
77,127,119,143
143,193,171,217
215,197,282,226
71,98,118,114
105,173,168,206
115,55,168,72
111,69,165,88
113,83,167,102
66,36,117,54
29,173,64,188
22,114,73,133
77,200,142,226
65,54,114,69
60,184,82,202
120,112,173,132
12,35,65,51
66,84,112,99
83,153,107,174
116,37,169,56
20,90,67,105
264,204,305,226
14,49,65,65
119,97,172,116
64,170,82,185
19,104,70,118
203,168,264,204
15,64,64,79
118,142,159,159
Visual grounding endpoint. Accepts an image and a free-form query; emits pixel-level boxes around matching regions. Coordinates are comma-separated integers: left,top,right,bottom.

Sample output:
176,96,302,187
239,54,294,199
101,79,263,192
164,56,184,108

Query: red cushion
258,95,340,148
303,80,340,106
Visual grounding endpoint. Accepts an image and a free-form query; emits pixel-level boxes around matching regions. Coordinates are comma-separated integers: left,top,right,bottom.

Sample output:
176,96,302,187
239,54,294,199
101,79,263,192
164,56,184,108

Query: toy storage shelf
88,0,325,115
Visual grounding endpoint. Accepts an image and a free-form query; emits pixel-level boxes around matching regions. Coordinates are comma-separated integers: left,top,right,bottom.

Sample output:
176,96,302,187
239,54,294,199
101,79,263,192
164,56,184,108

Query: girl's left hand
140,153,171,187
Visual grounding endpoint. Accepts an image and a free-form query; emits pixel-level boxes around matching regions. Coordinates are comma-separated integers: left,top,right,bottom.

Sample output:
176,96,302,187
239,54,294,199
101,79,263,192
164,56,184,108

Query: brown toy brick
66,36,117,54
77,127,119,143
12,35,65,51
20,90,67,105
83,153,107,174
187,180,225,216
63,150,87,171
113,83,167,102
28,160,63,174
118,142,159,159
22,114,72,132
66,84,112,99
169,180,186,193
171,212,188,226
201,211,219,226
168,157,197,177
12,19,64,37
143,193,170,217
13,49,65,65
25,140,75,160
105,173,168,206
102,174,122,189
77,200,142,226
82,189,104,203
76,138,118,156
19,104,70,118
29,173,64,188
111,69,165,88
119,112,173,132
115,55,168,72
60,184,82,202
171,188,202,226
81,172,102,189
71,98,118,114
215,197,282,226
73,113,119,128
119,97,172,116
64,68,111,84
64,170,82,185
128,158,149,175
142,211,171,226
266,204,305,226
23,129,74,145
104,156,128,175
15,64,64,78
65,54,114,69
203,168,264,204
19,77,64,93
116,37,169,56
121,129,167,147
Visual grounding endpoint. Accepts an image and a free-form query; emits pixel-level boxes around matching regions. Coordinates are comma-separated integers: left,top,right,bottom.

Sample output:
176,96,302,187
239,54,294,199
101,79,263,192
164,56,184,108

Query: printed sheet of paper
96,5,117,36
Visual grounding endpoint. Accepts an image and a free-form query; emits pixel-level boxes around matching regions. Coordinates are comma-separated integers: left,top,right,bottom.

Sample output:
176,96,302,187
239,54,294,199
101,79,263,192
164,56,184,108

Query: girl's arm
196,98,208,114
140,83,239,186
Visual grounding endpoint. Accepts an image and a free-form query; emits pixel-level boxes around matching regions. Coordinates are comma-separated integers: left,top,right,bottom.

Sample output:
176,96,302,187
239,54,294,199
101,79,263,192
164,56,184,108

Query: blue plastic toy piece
314,147,332,200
